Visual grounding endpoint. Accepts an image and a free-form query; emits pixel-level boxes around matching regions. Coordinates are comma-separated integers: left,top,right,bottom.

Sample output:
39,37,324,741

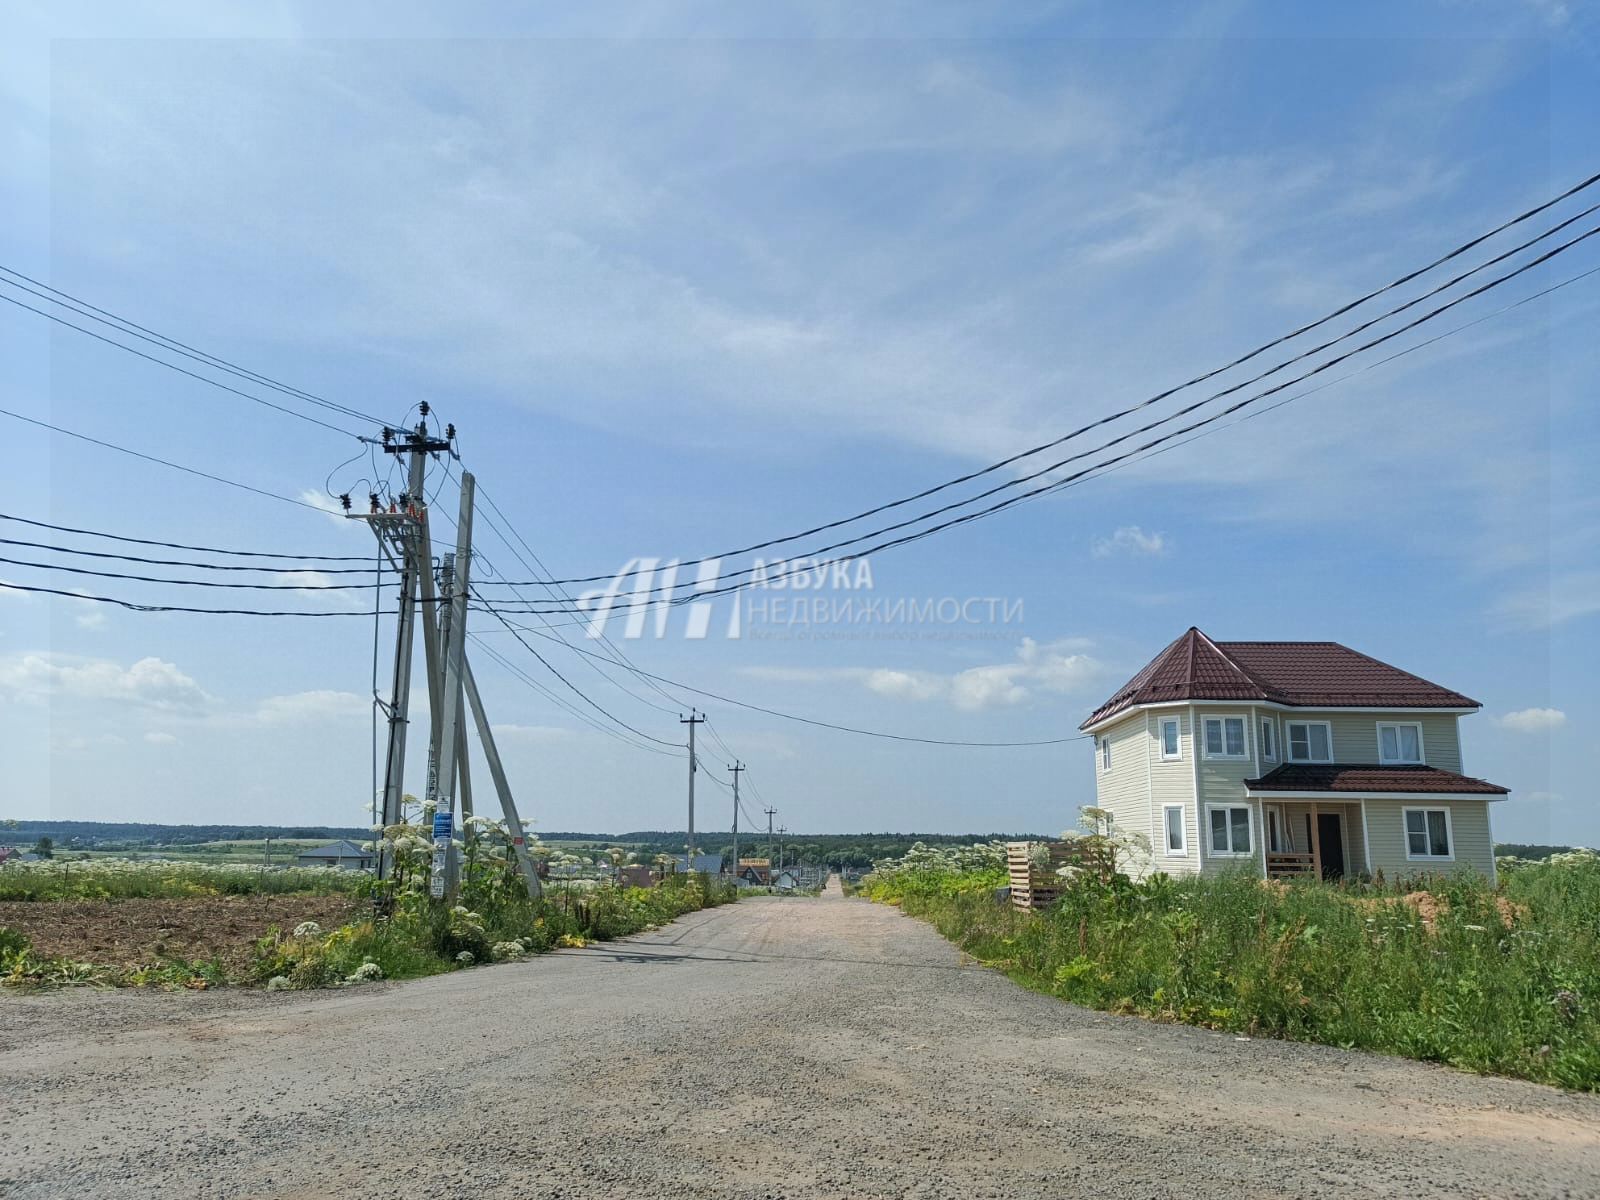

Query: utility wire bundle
3,172,1598,751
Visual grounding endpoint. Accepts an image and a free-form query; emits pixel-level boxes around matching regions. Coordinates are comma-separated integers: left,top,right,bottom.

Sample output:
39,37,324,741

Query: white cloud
740,637,1104,713
1092,526,1168,559
297,489,356,527
0,653,213,713
252,690,367,725
1498,707,1567,734
490,723,574,743
144,731,179,745
64,589,109,630
1494,570,1600,631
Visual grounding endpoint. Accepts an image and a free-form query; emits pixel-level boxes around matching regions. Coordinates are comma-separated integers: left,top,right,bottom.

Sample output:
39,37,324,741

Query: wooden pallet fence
1006,839,1117,911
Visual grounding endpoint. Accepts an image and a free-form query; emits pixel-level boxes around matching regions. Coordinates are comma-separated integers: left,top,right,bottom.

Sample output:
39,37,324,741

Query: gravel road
3,881,1598,1199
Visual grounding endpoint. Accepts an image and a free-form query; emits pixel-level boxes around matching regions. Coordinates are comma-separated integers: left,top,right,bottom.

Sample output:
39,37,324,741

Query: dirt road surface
4,883,1598,1199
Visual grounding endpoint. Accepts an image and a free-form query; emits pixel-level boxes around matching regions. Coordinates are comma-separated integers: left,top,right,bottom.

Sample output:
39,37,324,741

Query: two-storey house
1080,628,1508,880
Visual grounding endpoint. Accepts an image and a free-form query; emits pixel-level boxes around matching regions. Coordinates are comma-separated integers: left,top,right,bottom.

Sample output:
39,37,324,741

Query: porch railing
1266,851,1317,879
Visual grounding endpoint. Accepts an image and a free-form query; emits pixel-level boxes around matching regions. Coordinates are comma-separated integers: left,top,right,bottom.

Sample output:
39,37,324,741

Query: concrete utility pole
428,472,475,900
728,762,744,881
680,711,704,870
778,826,788,872
369,415,449,879
764,806,777,874
355,421,542,903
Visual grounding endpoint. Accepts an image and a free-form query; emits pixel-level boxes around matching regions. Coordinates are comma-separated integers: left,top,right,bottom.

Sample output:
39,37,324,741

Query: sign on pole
430,811,453,899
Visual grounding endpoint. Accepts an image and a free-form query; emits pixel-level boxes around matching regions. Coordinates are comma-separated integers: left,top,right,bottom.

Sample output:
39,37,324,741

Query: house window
1260,719,1276,761
1207,805,1252,856
1286,720,1332,763
1160,718,1181,761
1101,737,1111,771
1163,804,1187,855
1404,808,1453,859
1378,722,1423,764
1203,716,1246,758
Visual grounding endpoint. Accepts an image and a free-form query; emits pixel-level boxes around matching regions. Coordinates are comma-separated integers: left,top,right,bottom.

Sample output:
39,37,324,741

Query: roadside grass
0,858,364,901
252,871,734,988
859,851,1600,1092
1,865,736,991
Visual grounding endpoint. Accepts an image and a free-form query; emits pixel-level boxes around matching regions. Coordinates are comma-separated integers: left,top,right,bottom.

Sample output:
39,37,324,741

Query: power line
502,171,1600,589
0,553,381,591
483,227,1600,615
482,616,1088,747
0,535,375,574
468,635,686,760
0,292,365,439
0,513,367,562
0,265,401,429
0,580,367,616
0,408,338,515
477,598,683,748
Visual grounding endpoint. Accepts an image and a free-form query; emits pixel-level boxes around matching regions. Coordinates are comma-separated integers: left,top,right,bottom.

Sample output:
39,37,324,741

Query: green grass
252,872,737,988
859,853,1600,1091
0,858,366,901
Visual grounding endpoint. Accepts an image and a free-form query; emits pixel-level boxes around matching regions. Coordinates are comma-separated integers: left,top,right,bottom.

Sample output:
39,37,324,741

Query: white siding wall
1364,798,1496,878
1264,710,1464,771
1149,709,1200,877
1193,708,1262,876
1091,715,1149,866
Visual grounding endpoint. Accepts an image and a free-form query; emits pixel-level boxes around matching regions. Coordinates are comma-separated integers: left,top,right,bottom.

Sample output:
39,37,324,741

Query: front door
1316,812,1345,880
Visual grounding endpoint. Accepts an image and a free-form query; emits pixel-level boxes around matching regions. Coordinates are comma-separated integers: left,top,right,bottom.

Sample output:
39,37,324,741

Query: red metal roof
1080,628,1479,729
1244,764,1508,796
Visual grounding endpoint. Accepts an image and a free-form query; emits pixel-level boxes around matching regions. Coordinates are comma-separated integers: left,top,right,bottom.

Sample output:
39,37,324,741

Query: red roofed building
1081,629,1507,881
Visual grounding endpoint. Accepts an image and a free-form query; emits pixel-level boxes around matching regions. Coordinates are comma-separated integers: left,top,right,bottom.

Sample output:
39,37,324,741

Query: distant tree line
1495,843,1578,861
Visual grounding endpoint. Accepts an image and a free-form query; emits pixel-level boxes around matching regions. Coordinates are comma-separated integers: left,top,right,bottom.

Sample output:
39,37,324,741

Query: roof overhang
1245,789,1509,802
1080,698,1480,735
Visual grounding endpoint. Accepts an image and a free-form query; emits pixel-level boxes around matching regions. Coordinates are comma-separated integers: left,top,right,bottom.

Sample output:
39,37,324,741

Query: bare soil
2,880,1597,1199
0,894,361,974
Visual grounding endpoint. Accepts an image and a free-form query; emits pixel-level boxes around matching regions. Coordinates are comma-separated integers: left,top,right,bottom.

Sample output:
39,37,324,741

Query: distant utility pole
765,807,777,873
680,711,705,870
778,826,788,872
728,762,744,880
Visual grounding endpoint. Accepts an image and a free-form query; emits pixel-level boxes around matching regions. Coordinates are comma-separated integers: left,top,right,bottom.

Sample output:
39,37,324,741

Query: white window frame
1377,721,1425,765
1201,715,1249,760
1259,718,1276,762
1285,719,1334,763
1160,718,1182,762
1101,736,1111,772
1205,804,1253,857
1403,806,1454,862
1162,803,1187,856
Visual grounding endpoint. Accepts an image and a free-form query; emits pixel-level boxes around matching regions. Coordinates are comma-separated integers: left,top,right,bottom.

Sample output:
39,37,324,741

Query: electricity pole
370,415,450,879
728,762,744,882
355,420,542,902
680,711,705,871
778,826,788,872
764,806,777,877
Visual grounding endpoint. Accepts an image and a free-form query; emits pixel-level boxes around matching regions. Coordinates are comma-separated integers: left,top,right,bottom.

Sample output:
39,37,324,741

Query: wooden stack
1006,841,1071,911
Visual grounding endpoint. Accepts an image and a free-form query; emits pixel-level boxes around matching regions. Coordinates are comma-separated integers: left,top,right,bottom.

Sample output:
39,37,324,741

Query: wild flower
292,921,322,939
455,951,475,965
347,962,384,983
492,941,526,960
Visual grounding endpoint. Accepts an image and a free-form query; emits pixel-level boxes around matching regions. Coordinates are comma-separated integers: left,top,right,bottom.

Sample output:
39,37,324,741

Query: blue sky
2,1,1595,843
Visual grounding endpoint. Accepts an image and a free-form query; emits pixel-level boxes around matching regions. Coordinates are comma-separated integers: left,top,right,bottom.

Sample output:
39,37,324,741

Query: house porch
1262,800,1366,880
